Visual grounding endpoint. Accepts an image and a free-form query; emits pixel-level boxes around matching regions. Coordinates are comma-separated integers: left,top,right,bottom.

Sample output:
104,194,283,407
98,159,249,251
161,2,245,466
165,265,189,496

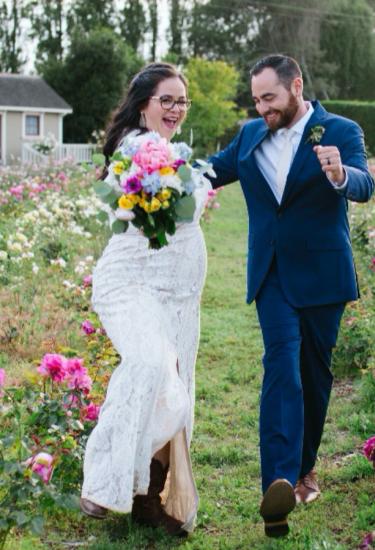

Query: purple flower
123,175,142,194
359,532,375,550
81,320,95,335
172,159,186,170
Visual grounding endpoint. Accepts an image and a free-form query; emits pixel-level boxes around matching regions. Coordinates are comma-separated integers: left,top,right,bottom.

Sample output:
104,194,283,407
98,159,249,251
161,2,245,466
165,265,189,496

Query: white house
0,74,95,165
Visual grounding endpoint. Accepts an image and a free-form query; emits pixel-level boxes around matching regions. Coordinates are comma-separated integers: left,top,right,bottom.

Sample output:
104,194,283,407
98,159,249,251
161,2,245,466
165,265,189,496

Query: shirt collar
275,102,314,138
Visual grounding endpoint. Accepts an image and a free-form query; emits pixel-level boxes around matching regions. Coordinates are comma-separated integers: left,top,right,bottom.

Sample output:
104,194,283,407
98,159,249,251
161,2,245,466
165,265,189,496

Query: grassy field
1,173,374,550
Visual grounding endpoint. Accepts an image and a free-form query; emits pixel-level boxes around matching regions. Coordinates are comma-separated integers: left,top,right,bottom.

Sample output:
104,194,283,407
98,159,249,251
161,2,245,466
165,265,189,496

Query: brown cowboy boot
132,458,187,537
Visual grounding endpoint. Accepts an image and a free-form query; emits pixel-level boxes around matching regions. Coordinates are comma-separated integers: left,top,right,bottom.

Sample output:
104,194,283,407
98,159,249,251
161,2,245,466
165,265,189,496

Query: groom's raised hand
313,145,346,186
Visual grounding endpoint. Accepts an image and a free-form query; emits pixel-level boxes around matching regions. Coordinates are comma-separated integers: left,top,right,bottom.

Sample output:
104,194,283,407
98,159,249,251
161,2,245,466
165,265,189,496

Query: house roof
0,74,72,112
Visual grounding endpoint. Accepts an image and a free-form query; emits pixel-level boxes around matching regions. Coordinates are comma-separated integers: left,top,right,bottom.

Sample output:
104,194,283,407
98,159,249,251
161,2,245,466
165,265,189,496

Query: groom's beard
263,94,299,132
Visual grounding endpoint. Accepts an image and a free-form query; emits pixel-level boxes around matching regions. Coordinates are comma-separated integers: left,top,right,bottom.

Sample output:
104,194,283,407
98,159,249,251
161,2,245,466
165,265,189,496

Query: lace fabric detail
81,180,211,530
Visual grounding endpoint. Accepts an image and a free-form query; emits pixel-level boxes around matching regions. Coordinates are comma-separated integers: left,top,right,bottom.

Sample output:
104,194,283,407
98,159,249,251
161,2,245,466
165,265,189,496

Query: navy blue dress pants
255,258,345,493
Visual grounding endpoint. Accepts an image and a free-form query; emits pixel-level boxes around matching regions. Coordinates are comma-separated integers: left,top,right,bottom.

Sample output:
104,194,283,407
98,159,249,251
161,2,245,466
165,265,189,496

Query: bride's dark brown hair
101,62,188,176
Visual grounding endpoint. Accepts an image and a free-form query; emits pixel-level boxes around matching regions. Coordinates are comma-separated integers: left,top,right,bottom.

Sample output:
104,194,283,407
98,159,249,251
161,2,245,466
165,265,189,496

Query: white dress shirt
254,103,347,203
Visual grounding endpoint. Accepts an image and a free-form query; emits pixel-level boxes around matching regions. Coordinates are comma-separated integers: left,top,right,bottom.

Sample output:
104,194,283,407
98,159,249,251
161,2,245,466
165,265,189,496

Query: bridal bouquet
93,131,214,249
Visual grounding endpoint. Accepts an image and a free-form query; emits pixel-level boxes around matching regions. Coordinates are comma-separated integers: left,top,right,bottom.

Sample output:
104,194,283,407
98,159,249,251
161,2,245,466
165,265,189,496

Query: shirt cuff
329,168,348,190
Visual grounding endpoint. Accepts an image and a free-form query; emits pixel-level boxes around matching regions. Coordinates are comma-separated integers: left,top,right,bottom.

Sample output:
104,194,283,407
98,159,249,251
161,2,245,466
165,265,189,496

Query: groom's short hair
250,55,302,90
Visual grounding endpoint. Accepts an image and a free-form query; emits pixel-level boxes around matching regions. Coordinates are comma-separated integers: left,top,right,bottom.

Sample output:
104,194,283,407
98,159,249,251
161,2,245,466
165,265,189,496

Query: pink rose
363,436,375,465
37,354,67,383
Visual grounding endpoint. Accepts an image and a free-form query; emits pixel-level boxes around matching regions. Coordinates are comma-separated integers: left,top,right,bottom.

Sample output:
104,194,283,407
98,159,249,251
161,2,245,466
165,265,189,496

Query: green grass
4,182,375,549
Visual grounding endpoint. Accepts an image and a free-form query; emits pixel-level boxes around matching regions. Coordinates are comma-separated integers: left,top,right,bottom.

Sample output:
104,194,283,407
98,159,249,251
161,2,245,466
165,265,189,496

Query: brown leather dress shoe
80,497,108,519
260,478,296,538
295,470,321,504
132,459,187,538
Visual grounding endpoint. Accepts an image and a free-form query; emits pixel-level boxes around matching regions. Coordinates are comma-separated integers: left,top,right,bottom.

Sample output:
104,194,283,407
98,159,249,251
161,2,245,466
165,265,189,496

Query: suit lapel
281,101,329,205
247,123,280,207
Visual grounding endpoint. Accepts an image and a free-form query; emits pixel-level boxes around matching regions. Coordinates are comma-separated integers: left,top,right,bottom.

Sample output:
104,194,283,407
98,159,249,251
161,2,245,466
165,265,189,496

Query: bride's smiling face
142,77,188,140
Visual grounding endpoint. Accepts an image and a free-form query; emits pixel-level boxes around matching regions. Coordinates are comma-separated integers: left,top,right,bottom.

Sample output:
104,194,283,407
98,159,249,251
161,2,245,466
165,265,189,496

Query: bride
80,63,211,537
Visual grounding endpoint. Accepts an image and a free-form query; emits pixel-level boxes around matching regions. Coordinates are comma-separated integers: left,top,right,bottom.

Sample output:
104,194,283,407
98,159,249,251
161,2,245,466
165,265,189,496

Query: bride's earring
139,112,147,128
176,125,182,135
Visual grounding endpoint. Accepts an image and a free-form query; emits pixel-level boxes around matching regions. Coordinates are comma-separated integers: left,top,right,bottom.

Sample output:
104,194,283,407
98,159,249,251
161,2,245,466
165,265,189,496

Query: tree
0,0,25,72
27,0,64,64
181,58,246,154
66,0,115,35
148,0,158,61
321,0,375,99
41,29,143,143
168,0,187,63
119,0,147,54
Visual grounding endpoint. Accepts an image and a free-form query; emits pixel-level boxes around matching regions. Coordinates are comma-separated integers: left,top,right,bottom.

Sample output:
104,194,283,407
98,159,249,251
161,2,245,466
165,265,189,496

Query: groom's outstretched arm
315,121,374,203
207,127,244,189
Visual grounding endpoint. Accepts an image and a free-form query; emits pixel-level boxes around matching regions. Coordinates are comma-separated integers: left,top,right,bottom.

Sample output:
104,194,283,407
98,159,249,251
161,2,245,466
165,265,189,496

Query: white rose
114,208,135,221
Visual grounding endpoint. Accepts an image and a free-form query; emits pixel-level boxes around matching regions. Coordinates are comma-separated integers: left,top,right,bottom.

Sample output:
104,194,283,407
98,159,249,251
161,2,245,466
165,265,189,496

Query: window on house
25,115,40,136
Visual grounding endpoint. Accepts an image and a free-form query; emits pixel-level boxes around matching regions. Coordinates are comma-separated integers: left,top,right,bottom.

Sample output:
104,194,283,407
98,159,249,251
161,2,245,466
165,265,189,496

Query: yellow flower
157,188,172,201
139,198,146,209
129,194,140,205
143,201,152,213
118,195,133,209
150,198,161,212
113,161,125,175
159,166,175,176
161,200,170,210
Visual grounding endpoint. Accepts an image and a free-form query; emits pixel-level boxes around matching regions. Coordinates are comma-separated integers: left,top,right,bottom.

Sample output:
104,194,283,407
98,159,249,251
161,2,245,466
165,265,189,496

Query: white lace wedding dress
81,178,211,532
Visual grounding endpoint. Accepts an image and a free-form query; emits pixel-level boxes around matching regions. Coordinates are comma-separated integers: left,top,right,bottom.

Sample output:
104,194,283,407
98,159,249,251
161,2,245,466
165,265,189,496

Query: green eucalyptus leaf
102,190,121,205
97,210,109,223
177,164,192,182
92,153,106,166
175,195,196,222
93,181,113,197
111,220,128,234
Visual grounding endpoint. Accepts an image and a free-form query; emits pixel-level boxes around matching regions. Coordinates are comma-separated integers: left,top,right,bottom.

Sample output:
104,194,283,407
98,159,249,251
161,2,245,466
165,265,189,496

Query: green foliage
182,58,246,154
322,100,375,155
0,0,24,72
40,28,142,143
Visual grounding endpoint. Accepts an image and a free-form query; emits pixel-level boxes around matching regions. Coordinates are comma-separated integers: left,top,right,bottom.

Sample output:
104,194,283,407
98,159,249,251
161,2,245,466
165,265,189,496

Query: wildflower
26,452,54,484
83,274,93,287
363,435,375,465
37,354,67,383
0,368,5,397
81,320,96,335
82,402,101,422
65,357,92,392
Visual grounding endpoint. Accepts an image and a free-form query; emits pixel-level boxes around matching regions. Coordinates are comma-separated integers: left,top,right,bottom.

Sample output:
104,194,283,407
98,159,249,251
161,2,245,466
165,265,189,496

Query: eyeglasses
150,95,192,111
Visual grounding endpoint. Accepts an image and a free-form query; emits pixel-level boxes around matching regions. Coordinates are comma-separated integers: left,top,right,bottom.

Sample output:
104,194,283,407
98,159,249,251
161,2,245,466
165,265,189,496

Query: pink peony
81,320,96,335
133,139,171,174
26,452,54,484
83,274,92,287
37,354,67,383
363,436,375,465
65,357,92,392
83,402,101,422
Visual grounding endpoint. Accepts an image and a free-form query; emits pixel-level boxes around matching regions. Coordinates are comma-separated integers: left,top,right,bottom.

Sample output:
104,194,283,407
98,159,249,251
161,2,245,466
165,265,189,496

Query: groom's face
251,68,300,131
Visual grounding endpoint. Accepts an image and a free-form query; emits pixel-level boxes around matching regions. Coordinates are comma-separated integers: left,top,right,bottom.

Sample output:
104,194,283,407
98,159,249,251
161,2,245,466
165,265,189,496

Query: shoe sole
260,479,296,538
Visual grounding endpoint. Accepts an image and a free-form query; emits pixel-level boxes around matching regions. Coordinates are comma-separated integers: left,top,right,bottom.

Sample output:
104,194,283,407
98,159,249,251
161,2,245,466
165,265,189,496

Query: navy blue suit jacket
209,101,374,306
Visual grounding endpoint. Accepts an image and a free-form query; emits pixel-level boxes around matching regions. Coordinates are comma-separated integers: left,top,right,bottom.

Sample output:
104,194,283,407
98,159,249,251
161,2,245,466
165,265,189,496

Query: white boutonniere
306,125,325,145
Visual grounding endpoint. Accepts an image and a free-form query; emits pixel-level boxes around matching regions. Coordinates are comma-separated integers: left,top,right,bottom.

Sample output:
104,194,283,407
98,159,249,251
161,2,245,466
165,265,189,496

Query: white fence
22,143,97,165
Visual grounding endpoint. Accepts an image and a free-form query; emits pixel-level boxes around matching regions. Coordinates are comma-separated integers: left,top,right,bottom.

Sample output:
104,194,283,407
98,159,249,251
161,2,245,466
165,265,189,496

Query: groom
208,55,374,537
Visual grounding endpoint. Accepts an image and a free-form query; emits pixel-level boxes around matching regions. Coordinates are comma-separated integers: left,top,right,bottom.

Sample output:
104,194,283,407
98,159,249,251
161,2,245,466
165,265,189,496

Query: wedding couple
79,56,374,539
